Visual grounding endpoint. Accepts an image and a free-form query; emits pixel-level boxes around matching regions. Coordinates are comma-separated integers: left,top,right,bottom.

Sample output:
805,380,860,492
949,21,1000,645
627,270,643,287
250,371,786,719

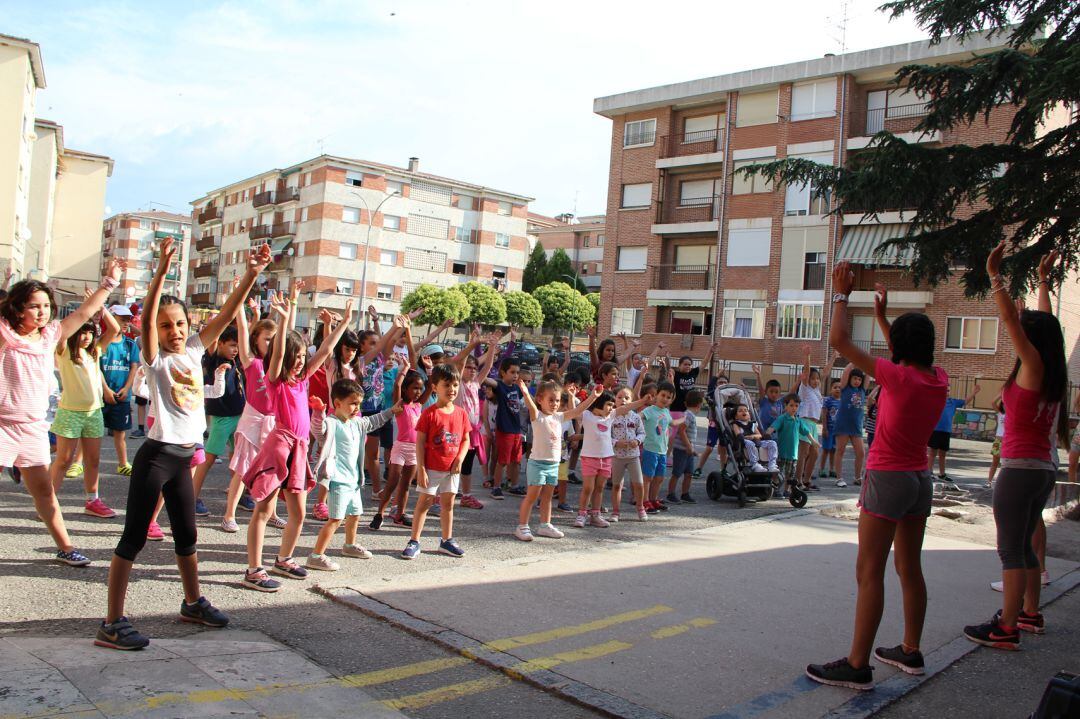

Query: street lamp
560,273,582,352
348,189,399,315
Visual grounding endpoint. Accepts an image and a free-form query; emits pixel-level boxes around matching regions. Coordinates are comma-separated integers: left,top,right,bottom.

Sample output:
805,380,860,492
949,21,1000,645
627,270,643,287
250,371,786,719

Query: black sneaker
665,493,682,504
805,658,874,690
508,486,527,496
490,487,505,500
873,645,925,675
656,500,669,511
692,468,702,479
180,596,229,628
995,608,1046,635
56,549,91,567
369,513,384,531
964,616,1020,651
567,472,583,485
680,493,697,504
95,617,150,650
392,513,413,527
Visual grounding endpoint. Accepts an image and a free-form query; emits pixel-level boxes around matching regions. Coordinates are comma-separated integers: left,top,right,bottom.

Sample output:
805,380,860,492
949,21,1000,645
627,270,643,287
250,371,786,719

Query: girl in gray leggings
964,245,1069,650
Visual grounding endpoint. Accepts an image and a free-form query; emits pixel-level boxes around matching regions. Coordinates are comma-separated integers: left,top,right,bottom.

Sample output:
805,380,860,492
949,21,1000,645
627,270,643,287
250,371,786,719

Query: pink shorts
390,440,417,467
0,420,51,468
581,455,612,478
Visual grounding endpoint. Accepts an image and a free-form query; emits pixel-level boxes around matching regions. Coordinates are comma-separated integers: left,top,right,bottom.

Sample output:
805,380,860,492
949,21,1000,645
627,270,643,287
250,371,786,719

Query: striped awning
646,298,713,307
270,238,292,254
837,224,914,266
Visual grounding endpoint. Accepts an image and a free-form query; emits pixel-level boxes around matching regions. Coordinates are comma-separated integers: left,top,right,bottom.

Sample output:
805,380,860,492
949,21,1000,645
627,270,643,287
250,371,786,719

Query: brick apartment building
189,155,533,329
531,214,606,291
102,211,190,303
592,32,1067,389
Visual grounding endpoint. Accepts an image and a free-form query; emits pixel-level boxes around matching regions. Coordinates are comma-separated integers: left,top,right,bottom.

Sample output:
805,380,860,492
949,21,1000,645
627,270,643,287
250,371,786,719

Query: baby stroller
704,383,808,508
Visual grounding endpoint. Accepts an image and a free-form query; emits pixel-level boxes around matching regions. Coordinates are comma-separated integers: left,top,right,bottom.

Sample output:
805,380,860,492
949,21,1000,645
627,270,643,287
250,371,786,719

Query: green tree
523,242,549,293
534,282,594,331
586,292,600,315
400,284,471,326
747,0,1078,296
542,249,588,293
504,290,544,328
449,282,507,325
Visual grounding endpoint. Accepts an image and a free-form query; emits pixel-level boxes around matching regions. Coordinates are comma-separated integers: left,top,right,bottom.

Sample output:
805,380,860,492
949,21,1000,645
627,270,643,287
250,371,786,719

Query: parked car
515,342,541,367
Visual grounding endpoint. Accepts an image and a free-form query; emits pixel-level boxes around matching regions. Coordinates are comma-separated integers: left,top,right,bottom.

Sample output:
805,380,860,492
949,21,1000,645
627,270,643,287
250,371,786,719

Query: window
345,171,363,187
583,235,590,247
140,219,151,230
680,179,717,205
456,194,474,210
495,233,510,248
301,207,309,222
621,183,652,208
722,299,766,339
402,281,422,296
380,250,397,266
452,261,468,275
377,284,393,300
777,303,824,340
886,87,930,117
670,310,711,336
727,228,771,266
791,79,837,121
383,214,401,231
683,114,720,143
732,159,775,195
342,206,361,224
405,247,448,272
595,262,603,273
597,234,605,246
339,243,357,260
852,315,890,348
497,201,512,216
803,252,826,290
408,214,449,240
623,119,656,148
784,153,833,215
411,181,452,206
386,180,404,195
735,89,779,127
616,246,647,271
581,265,589,275
611,308,644,336
675,245,713,267
946,317,998,352
336,279,353,295
454,226,475,243
492,266,507,280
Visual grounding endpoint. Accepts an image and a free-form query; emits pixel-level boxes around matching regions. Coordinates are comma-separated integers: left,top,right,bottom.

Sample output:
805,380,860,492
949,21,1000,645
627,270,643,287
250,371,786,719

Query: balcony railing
193,263,216,278
651,264,714,290
249,224,273,241
274,185,300,204
253,191,275,208
655,195,719,224
661,129,725,158
272,221,296,238
198,206,222,224
104,228,114,238
191,292,214,305
195,235,219,252
865,103,930,134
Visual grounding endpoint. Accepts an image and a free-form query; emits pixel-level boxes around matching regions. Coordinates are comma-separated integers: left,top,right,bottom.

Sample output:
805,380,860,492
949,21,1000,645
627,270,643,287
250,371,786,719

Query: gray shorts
859,469,933,522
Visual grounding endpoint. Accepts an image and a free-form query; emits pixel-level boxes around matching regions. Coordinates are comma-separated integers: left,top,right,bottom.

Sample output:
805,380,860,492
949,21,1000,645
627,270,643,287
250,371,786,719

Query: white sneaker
608,513,620,523
751,463,767,473
991,571,1051,592
835,479,848,488
572,513,587,528
514,525,534,541
305,554,340,571
535,523,564,539
637,509,648,521
589,513,610,528
342,544,373,559
767,463,779,472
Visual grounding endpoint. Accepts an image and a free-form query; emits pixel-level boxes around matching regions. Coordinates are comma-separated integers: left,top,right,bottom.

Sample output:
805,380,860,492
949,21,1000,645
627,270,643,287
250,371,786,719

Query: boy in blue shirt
99,305,141,475
641,381,685,513
927,382,979,487
483,357,524,499
766,394,817,494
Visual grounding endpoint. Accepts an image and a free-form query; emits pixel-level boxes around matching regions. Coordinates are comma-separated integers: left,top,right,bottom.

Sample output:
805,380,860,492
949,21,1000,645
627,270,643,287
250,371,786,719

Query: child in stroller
729,403,779,474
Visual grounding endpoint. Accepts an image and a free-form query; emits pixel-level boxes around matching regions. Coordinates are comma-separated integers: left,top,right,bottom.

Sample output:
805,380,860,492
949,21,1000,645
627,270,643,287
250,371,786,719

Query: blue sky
4,0,926,218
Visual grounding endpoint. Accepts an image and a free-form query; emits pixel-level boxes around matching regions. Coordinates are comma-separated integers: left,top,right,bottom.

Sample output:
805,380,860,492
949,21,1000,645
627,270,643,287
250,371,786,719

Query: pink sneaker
84,497,116,518
146,521,165,541
460,494,484,509
312,502,329,521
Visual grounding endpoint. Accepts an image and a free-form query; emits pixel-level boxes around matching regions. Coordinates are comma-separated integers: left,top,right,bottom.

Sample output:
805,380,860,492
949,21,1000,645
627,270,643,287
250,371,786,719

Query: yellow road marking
509,639,633,675
483,604,673,651
650,617,717,639
343,656,472,687
381,676,512,711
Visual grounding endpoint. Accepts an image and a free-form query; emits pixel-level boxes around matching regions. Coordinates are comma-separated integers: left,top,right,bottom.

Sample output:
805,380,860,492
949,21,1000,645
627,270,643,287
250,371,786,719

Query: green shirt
769,413,810,460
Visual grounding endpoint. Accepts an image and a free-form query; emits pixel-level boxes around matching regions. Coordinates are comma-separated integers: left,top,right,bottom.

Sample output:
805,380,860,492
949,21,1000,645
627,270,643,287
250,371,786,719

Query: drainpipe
824,75,848,372
710,101,734,373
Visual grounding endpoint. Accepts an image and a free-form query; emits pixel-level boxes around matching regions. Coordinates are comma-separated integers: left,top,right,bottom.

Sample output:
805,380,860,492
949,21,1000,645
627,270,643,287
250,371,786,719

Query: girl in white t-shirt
988,395,1005,487
515,380,599,541
96,238,271,651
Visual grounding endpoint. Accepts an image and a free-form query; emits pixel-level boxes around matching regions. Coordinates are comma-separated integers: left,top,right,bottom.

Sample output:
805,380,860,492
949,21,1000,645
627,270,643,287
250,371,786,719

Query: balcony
195,234,219,252
198,206,223,225
864,103,929,135
249,224,273,241
104,228,114,238
274,185,300,204
653,196,719,233
252,191,275,208
191,292,214,306
193,263,216,279
657,130,726,170
651,264,714,291
271,221,296,238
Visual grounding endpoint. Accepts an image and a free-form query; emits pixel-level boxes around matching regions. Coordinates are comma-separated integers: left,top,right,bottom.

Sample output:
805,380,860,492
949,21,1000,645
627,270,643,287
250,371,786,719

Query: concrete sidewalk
0,630,407,719
324,510,1080,719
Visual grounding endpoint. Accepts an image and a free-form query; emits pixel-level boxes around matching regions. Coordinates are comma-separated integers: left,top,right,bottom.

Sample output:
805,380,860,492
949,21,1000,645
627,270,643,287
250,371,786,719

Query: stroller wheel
706,471,722,501
789,487,808,508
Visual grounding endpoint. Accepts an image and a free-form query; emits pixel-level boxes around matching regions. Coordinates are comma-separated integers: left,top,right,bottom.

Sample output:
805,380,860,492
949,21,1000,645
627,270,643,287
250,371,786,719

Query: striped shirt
0,320,62,424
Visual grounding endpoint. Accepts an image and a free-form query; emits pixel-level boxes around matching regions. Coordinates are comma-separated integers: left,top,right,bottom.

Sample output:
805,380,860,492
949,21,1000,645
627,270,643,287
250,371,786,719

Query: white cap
109,304,133,317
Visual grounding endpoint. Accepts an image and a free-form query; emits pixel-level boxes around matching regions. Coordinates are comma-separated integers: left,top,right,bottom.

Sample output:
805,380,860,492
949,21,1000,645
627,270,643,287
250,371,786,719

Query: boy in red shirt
402,363,471,560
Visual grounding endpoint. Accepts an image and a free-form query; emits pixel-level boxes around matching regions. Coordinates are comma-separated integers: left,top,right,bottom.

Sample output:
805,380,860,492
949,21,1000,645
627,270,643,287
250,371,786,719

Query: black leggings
115,439,197,561
461,449,478,476
993,466,1055,570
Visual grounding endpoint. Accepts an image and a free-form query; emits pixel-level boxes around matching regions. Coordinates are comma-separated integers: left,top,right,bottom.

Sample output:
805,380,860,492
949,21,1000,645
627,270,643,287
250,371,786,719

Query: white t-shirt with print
145,334,206,445
530,411,564,463
581,410,615,459
798,382,824,421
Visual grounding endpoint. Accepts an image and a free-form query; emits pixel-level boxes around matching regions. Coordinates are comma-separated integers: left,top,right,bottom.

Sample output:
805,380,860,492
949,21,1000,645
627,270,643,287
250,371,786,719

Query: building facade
593,32,1046,384
102,211,190,302
189,155,532,329
1,35,112,301
531,214,606,291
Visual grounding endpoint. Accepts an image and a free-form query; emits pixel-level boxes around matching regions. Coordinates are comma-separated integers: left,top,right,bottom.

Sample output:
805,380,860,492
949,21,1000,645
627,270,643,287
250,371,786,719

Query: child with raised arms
609,385,647,521
371,359,430,530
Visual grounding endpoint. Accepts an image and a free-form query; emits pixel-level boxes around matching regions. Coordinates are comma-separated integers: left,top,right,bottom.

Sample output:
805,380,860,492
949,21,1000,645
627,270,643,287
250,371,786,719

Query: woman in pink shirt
0,259,124,566
963,245,1068,650
806,262,948,691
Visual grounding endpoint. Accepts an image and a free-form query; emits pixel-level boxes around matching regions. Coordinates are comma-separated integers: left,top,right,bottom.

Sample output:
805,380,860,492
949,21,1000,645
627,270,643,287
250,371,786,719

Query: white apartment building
190,155,533,329
102,211,191,302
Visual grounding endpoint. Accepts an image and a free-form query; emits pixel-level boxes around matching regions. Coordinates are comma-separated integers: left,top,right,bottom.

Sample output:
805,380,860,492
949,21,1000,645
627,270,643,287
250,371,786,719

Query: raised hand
592,383,604,397
232,275,241,290
874,282,888,315
318,308,334,325
249,243,272,272
586,325,596,339
832,261,854,296
470,324,481,343
986,240,1006,278
389,399,405,416
343,298,355,320
308,395,326,412
1038,249,1060,283
408,306,425,320
157,237,176,267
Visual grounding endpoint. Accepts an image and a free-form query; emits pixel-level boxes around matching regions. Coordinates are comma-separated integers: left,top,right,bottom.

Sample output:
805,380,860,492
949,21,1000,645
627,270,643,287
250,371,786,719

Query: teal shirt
641,405,673,454
769,413,811,460
329,416,364,488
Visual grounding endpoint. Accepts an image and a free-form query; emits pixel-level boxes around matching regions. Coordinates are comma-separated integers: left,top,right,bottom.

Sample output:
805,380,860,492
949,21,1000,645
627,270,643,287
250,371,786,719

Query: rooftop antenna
826,0,851,53
573,189,579,218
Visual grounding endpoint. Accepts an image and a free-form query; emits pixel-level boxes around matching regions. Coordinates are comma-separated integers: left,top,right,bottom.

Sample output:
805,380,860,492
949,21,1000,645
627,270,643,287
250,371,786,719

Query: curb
314,585,671,719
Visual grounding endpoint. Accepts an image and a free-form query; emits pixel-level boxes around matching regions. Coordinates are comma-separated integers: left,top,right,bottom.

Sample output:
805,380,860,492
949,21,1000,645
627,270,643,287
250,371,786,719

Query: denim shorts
671,448,694,478
641,450,666,478
526,459,559,486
